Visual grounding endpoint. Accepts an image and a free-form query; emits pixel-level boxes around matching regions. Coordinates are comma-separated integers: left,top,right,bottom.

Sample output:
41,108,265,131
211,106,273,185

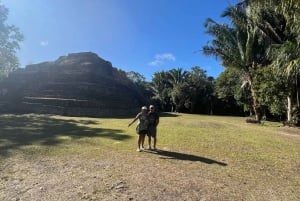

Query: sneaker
140,147,144,151
136,148,141,152
148,146,152,150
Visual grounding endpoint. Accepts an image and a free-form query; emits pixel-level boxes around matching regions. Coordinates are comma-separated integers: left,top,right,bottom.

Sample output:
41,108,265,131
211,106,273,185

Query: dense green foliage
202,0,300,125
215,68,252,114
150,67,214,114
148,67,244,116
0,3,23,80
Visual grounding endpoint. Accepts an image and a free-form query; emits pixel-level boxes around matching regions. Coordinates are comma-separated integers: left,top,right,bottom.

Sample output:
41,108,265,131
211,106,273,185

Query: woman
128,106,149,152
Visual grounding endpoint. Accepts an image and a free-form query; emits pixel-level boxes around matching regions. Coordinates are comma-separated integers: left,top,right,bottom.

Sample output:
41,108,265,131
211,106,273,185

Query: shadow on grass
0,114,132,157
160,112,180,117
145,150,227,166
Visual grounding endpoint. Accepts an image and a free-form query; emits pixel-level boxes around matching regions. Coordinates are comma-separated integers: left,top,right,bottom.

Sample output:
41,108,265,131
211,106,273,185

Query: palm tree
203,2,269,122
151,71,173,111
249,0,300,123
167,68,189,86
167,68,190,112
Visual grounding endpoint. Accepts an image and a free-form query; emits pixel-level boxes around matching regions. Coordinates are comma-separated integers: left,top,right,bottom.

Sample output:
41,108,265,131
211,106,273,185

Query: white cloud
148,53,176,66
148,59,164,66
40,40,49,46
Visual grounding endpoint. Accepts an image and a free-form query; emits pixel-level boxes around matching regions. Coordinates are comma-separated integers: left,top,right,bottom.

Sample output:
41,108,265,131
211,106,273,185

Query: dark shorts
138,130,147,135
147,126,157,137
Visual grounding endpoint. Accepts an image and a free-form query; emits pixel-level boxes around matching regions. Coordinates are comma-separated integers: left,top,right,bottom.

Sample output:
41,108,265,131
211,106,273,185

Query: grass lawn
0,113,299,201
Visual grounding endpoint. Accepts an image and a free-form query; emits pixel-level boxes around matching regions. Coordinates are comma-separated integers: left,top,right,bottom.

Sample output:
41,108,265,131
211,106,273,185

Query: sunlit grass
0,113,299,200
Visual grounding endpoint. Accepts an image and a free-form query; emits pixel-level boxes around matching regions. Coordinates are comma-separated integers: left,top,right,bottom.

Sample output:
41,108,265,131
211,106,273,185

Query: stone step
17,101,137,117
22,96,137,109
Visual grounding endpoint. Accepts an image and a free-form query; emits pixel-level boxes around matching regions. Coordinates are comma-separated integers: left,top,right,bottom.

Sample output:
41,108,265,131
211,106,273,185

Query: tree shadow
160,112,180,117
145,150,227,166
0,114,132,157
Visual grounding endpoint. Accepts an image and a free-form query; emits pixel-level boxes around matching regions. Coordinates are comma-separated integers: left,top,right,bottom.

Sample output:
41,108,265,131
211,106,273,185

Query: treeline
126,67,244,116
128,0,300,126
202,0,300,125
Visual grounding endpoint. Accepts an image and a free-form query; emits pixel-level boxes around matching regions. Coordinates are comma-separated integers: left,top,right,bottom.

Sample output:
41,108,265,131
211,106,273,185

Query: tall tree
0,3,23,79
151,67,214,113
151,71,173,111
125,71,153,105
167,68,188,86
126,71,146,85
203,1,270,122
167,68,189,112
249,0,300,124
170,81,190,112
254,65,287,119
215,67,252,114
187,66,214,114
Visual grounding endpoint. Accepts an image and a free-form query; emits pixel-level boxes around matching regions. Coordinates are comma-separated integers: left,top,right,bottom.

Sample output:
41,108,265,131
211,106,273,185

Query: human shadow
145,150,227,166
0,114,132,157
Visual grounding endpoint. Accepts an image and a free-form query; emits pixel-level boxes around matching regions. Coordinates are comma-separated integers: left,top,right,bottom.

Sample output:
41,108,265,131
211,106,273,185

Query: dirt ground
1,149,224,201
1,145,299,201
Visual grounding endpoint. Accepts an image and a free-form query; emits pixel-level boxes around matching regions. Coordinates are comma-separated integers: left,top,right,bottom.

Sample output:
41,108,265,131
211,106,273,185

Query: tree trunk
249,81,262,123
252,94,262,123
287,95,292,122
296,76,299,108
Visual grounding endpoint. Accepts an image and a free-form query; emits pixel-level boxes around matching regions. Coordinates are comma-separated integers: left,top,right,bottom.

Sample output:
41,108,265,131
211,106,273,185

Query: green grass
0,113,299,200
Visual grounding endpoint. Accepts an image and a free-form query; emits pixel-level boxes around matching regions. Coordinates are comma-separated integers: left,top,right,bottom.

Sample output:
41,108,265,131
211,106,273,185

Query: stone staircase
0,52,147,117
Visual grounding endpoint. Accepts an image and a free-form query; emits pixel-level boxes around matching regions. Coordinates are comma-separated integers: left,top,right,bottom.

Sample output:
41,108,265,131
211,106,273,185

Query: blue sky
2,0,238,81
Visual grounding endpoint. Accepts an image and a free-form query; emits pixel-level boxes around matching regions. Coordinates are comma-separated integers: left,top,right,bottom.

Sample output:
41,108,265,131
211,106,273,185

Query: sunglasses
150,108,154,109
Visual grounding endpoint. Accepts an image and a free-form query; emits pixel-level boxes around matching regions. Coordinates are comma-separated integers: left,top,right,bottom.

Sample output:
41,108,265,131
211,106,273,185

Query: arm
155,113,159,126
128,113,140,127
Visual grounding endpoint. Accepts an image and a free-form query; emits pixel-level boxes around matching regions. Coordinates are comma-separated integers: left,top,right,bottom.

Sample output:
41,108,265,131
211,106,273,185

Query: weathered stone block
0,52,147,117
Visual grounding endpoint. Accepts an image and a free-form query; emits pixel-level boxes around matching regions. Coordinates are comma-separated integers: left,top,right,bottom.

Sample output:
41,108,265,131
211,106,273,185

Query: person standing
147,105,159,150
128,106,149,152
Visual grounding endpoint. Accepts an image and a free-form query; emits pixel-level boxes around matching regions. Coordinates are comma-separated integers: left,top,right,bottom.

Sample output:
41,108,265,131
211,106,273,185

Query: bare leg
138,134,145,151
153,137,157,149
141,135,145,149
137,135,143,150
141,135,145,148
148,136,152,149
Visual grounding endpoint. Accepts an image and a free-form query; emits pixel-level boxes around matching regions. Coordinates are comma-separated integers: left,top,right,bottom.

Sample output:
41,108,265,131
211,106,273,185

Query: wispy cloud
40,40,49,46
148,53,176,66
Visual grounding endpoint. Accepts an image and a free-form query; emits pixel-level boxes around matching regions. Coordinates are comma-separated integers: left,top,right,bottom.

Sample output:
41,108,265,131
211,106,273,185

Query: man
147,105,159,150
